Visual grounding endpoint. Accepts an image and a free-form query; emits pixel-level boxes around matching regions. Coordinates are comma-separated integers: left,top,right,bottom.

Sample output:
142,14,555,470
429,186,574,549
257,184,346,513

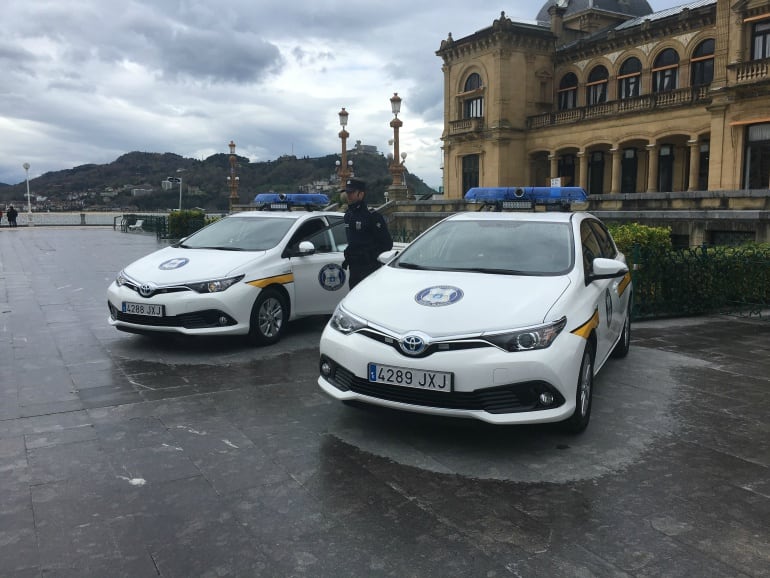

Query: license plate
368,363,452,392
122,302,164,317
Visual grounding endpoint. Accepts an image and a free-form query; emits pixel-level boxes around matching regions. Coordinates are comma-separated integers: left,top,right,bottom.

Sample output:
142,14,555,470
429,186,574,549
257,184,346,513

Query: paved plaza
0,226,768,577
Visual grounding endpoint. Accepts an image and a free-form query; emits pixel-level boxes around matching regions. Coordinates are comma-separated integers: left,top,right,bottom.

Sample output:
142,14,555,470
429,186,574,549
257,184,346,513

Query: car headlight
185,275,244,294
484,317,567,352
115,271,130,287
329,304,367,334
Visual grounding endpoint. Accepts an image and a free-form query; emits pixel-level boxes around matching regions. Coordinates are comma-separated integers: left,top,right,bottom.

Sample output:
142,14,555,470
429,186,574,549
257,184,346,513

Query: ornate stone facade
436,0,770,209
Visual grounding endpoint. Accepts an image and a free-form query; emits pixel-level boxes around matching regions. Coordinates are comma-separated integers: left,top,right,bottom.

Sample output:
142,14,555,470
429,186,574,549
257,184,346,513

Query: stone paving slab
0,227,768,577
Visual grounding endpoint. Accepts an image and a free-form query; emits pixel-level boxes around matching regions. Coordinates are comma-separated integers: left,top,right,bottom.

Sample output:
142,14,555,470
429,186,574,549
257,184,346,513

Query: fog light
320,361,332,377
218,316,229,326
539,392,554,406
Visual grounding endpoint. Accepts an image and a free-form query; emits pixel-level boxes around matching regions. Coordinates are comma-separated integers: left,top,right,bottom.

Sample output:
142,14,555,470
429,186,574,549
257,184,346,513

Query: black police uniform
344,193,393,289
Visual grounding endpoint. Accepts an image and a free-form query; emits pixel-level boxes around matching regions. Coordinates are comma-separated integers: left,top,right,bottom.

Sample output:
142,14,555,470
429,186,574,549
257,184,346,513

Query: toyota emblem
139,284,154,297
400,334,426,356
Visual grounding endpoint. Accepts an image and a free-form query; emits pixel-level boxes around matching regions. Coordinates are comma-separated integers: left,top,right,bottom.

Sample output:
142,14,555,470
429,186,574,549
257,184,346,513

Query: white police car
108,194,350,345
318,187,632,432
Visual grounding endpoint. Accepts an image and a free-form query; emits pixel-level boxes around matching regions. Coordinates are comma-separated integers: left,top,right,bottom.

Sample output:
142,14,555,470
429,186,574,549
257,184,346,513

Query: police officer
343,178,393,289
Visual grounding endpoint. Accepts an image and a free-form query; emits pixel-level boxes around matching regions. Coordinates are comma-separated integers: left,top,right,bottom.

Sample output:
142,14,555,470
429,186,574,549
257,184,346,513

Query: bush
168,209,206,239
607,222,672,257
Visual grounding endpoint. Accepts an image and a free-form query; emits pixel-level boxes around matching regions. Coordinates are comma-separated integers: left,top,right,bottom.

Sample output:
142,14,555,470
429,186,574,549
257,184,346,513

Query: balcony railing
733,58,770,83
527,87,706,129
449,117,484,135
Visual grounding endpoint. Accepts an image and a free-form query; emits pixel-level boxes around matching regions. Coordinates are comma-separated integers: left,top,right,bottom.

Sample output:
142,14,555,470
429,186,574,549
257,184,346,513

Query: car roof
446,211,589,224
226,210,342,220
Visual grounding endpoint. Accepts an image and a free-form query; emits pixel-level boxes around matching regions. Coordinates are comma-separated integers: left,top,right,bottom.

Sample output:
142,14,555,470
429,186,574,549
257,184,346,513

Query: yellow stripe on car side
571,308,599,340
617,272,632,297
247,273,294,288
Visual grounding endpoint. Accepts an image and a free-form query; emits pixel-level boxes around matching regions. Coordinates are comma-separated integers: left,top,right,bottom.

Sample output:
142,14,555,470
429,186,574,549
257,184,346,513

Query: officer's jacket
344,201,393,262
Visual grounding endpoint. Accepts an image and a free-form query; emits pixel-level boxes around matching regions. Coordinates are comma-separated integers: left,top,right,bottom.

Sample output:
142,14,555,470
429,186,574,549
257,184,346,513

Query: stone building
436,0,770,210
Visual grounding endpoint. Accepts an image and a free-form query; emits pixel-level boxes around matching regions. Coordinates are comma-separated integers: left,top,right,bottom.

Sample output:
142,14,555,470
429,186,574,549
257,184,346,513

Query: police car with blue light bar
108,194,352,344
318,187,632,432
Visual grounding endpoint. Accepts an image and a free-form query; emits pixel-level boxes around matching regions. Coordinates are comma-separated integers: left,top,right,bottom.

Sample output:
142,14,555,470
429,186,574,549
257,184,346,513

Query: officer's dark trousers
349,261,380,289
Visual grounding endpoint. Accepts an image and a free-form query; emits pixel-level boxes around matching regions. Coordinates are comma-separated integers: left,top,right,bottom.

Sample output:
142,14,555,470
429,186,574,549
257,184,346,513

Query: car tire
561,340,595,434
248,288,287,345
611,301,632,359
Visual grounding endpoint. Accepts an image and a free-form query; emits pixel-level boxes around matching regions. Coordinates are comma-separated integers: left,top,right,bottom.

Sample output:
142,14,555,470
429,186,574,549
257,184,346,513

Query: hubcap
258,297,283,337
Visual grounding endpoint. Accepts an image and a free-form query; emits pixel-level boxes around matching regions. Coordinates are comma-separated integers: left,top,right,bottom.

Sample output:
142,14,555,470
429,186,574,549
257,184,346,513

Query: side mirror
297,241,315,255
589,257,629,282
378,248,401,264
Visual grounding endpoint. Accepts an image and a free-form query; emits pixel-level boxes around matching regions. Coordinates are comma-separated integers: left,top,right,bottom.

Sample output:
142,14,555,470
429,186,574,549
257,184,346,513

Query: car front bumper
317,324,587,425
106,281,259,336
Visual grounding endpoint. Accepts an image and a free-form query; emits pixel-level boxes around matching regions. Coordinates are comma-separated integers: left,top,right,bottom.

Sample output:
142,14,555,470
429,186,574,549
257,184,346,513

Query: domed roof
536,0,653,25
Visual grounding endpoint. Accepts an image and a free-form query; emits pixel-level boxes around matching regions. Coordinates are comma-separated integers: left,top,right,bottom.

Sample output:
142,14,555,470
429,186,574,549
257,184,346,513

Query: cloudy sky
1,0,684,190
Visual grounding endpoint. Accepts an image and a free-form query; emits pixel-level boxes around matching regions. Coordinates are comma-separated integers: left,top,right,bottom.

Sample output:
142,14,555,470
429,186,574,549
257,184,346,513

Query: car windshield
395,219,574,275
179,216,297,251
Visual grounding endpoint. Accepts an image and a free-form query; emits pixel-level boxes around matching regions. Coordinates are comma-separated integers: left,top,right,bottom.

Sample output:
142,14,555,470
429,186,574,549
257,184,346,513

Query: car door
580,219,621,366
288,216,349,316
588,220,628,339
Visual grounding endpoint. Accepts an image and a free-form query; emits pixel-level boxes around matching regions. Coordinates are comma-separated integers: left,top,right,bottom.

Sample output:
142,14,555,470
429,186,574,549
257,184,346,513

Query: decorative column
646,143,659,192
387,93,410,200
610,148,622,194
337,108,352,186
578,151,588,191
227,141,240,211
548,154,558,185
687,139,701,191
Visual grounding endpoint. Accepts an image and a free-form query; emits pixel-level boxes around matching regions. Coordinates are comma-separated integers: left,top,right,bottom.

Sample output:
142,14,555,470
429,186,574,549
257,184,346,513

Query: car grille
122,283,189,298
358,328,491,358
113,308,235,329
326,359,564,414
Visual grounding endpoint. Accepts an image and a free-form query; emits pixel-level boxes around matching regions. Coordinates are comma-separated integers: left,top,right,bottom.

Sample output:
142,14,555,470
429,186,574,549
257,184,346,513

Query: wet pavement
0,226,768,577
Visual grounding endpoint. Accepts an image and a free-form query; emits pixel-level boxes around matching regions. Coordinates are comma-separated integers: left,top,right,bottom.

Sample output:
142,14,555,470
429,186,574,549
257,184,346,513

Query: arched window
464,73,482,92
691,39,715,86
462,73,484,118
558,72,578,110
618,57,641,99
652,49,679,93
586,66,608,105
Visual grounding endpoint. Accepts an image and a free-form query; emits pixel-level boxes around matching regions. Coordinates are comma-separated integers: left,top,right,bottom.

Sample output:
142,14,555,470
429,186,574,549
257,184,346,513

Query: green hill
0,150,437,211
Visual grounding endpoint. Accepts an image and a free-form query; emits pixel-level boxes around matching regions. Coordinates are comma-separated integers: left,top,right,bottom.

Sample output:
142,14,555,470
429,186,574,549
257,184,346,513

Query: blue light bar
253,193,330,209
464,187,587,204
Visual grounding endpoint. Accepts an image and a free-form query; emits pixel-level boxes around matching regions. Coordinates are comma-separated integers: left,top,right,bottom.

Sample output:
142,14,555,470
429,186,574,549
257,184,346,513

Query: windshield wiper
461,267,526,275
397,262,427,270
197,246,245,251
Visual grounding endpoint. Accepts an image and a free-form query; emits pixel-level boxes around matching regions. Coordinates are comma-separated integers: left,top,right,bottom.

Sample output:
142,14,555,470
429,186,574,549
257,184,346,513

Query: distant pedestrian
0,208,3,226
7,205,18,227
342,178,393,289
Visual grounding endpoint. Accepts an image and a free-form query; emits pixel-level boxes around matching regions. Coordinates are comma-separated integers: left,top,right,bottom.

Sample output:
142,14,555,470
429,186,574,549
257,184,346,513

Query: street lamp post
167,176,183,211
387,93,409,200
23,162,33,225
337,108,352,186
227,140,240,212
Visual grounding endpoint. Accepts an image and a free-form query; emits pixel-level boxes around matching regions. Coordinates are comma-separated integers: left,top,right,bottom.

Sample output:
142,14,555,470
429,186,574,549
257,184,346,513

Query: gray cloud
0,0,684,188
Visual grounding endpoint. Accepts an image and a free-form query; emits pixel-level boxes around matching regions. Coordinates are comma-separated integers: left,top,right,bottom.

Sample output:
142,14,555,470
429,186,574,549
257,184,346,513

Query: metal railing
631,244,770,319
